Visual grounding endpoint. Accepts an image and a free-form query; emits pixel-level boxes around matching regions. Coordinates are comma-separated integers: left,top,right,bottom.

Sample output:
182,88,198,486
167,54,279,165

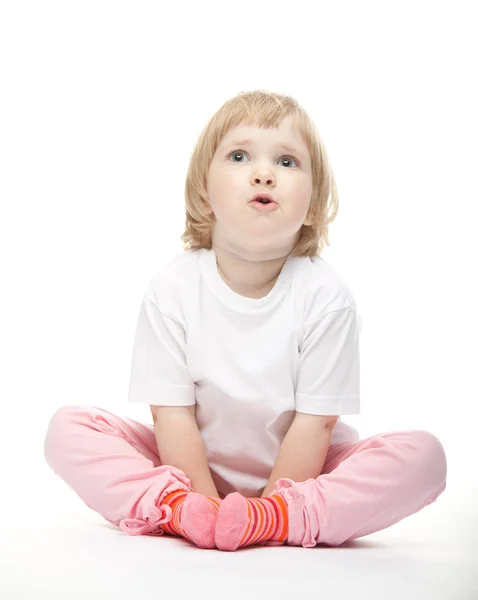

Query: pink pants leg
271,429,448,548
43,405,195,536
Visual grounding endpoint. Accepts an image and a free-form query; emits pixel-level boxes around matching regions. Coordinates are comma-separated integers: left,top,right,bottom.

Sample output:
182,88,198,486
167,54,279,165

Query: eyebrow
222,139,308,161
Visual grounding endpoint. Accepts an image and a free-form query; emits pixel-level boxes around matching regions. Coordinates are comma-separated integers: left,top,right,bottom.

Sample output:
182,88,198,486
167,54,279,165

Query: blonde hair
180,89,339,257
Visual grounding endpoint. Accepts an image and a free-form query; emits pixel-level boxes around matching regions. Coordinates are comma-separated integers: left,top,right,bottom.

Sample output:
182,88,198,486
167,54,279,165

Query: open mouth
251,196,275,204
249,197,279,212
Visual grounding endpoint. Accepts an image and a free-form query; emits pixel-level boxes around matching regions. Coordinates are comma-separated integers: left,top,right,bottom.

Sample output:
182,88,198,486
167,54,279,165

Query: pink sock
215,492,289,551
160,491,222,549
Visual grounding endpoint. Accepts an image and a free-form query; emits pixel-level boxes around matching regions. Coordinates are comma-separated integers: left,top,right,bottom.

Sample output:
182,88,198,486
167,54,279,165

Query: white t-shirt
127,247,362,498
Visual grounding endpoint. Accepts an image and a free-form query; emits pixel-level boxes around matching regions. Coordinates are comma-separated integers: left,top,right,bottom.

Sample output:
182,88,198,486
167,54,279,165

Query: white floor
2,463,477,600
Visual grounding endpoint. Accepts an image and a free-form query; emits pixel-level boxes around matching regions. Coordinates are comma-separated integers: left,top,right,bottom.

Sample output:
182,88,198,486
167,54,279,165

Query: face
205,114,313,257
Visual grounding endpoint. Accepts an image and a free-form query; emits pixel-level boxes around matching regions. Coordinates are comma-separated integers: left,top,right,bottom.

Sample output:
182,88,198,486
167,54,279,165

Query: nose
251,163,276,187
252,169,276,186
253,176,274,185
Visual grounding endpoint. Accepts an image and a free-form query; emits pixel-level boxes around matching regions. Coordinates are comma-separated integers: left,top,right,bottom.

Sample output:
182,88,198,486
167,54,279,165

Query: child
44,89,447,552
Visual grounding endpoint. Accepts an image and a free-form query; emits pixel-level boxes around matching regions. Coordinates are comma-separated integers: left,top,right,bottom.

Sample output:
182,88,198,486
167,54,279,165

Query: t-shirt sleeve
126,295,196,406
295,304,361,416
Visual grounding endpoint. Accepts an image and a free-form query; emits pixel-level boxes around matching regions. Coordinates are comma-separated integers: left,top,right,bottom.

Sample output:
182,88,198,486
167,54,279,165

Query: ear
203,202,214,216
303,214,314,226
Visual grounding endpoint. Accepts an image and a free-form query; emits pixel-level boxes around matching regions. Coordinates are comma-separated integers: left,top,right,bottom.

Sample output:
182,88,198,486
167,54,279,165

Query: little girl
44,89,447,552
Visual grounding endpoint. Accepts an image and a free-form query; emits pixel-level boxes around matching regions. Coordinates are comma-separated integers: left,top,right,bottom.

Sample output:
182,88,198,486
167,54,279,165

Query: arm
151,405,221,498
261,413,338,498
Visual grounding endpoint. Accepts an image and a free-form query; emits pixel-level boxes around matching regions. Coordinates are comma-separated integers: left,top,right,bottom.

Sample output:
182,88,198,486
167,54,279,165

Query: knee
45,404,83,434
43,405,87,463
407,429,448,486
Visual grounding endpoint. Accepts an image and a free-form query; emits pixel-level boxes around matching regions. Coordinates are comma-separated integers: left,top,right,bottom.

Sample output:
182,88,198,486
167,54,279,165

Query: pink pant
43,405,447,548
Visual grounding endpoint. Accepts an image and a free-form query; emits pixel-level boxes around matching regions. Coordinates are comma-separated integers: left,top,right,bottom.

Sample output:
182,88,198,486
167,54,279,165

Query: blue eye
227,149,299,168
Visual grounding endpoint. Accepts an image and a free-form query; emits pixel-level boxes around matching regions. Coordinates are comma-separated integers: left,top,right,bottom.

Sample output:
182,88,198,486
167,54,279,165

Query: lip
250,193,276,204
249,200,279,212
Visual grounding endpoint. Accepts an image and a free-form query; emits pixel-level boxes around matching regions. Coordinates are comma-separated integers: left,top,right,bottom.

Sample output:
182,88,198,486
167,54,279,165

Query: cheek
290,186,312,209
285,194,312,225
211,175,244,207
209,166,235,192
295,183,313,212
287,174,311,195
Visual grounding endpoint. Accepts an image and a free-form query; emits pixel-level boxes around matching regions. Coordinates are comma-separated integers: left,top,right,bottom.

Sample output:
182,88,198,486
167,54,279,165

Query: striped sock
159,490,221,548
215,492,288,551
238,495,288,548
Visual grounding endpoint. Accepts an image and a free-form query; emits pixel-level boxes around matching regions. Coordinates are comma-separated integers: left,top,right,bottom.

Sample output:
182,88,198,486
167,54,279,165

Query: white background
1,1,476,598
